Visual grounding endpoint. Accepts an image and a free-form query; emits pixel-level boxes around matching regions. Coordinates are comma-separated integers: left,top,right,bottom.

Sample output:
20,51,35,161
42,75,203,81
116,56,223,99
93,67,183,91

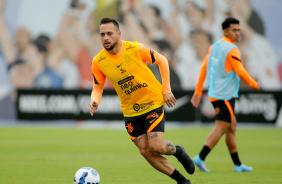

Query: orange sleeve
194,47,210,95
227,48,258,89
91,59,106,85
138,43,155,64
138,43,171,94
154,53,171,94
91,59,106,104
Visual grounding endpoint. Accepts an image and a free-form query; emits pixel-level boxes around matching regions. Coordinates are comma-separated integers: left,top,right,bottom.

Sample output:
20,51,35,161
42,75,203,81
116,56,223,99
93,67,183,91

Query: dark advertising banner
17,89,123,120
198,91,281,123
17,89,282,124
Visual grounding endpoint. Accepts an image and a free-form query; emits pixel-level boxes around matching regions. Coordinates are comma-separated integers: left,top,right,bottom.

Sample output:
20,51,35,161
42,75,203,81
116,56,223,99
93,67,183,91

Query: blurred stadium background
0,0,282,126
1,1,282,184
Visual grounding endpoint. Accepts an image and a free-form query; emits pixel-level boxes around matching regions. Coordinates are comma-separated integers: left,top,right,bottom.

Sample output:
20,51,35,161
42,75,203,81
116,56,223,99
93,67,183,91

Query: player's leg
145,107,195,175
225,116,238,154
194,100,231,172
226,116,253,172
206,99,235,149
193,120,230,172
205,120,230,149
125,113,175,175
134,133,191,184
125,108,192,183
134,132,174,175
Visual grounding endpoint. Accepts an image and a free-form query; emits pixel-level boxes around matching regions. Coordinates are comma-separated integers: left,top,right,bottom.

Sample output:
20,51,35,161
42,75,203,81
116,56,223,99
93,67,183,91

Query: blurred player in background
89,18,195,184
191,17,260,172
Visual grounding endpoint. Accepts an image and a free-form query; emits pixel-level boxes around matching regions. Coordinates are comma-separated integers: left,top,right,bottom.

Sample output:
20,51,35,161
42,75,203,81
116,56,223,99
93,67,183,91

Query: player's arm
191,47,210,108
138,43,176,108
154,52,177,108
89,60,106,116
228,48,260,91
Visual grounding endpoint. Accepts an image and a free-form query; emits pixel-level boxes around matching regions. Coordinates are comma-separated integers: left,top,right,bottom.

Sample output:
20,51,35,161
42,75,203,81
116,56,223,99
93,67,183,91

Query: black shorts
124,106,165,141
211,99,235,123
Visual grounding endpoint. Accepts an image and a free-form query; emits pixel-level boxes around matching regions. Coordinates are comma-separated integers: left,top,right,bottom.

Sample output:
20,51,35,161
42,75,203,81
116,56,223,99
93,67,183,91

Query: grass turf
0,126,282,184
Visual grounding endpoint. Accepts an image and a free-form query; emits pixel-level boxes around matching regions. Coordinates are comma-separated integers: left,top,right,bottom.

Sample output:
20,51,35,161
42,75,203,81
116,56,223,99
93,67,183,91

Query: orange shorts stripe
128,134,136,141
224,100,234,122
147,109,164,133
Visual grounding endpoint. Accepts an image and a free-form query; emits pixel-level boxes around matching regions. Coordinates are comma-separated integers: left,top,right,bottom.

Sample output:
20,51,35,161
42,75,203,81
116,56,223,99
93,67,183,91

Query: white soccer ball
74,167,100,184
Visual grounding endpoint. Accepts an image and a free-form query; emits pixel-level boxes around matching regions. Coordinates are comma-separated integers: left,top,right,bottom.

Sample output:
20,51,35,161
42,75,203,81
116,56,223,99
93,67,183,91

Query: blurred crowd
0,0,281,96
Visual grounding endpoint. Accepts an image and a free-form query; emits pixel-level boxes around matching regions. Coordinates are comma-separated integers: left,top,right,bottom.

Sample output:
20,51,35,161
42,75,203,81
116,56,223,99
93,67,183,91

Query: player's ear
223,28,227,36
118,30,121,38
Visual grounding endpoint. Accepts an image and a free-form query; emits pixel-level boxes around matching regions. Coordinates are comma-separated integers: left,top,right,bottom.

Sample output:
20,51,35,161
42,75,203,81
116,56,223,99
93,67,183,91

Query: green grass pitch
0,126,282,184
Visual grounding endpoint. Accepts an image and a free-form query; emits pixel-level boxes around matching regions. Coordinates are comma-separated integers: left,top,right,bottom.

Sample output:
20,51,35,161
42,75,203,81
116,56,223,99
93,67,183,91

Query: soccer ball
74,167,100,184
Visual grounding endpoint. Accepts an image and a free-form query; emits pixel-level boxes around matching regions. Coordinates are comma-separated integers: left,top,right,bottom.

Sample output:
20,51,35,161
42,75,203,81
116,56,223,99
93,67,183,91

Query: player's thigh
145,107,165,135
145,131,168,154
144,107,165,149
228,116,237,133
133,133,149,150
147,131,164,148
215,120,230,134
212,99,235,123
124,107,164,141
124,115,147,141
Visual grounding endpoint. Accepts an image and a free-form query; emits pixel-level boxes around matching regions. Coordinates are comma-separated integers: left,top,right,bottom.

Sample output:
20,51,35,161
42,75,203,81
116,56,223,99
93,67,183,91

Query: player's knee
229,125,236,133
139,147,151,158
149,143,165,154
222,127,229,134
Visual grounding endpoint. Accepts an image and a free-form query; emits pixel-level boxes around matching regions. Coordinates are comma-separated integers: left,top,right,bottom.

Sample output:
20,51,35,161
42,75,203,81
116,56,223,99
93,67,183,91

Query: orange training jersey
92,41,165,117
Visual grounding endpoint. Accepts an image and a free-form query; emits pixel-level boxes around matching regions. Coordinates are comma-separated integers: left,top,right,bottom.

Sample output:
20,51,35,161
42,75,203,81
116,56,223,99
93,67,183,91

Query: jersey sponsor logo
133,103,140,111
122,82,147,95
118,76,148,95
97,56,106,62
126,122,134,132
126,45,136,50
133,101,154,112
118,76,134,85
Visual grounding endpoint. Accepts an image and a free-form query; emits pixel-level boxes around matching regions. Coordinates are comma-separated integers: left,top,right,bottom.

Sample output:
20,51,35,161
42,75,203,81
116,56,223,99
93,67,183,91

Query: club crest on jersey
120,68,126,74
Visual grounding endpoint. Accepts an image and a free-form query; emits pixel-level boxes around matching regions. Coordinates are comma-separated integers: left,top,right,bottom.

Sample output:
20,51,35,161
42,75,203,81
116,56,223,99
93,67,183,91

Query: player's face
224,24,241,43
100,23,121,51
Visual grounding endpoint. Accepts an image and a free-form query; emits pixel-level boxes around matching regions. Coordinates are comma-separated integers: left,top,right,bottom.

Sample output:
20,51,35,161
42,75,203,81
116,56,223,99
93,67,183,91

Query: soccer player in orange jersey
191,17,260,172
89,18,195,184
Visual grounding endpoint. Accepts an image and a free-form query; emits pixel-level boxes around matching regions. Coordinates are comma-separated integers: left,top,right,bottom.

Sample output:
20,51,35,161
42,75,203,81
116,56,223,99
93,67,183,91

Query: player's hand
191,93,202,108
89,101,99,116
164,92,177,108
255,82,260,91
